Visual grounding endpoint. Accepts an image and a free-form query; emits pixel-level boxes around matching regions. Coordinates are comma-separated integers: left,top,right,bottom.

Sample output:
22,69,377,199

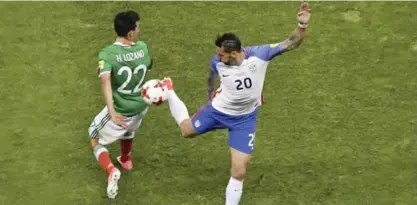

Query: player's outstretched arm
280,2,311,53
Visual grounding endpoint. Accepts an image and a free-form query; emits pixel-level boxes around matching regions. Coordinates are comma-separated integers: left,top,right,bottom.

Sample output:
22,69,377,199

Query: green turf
0,1,416,205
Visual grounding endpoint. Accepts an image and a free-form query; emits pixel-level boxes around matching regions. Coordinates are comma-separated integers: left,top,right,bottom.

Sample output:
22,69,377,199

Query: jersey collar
242,47,250,59
113,41,136,46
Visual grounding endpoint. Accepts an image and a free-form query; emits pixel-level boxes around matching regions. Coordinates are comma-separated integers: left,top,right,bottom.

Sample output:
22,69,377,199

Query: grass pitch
0,2,416,205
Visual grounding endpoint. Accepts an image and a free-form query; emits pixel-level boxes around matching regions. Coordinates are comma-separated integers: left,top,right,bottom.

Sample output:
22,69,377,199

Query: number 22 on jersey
117,64,147,94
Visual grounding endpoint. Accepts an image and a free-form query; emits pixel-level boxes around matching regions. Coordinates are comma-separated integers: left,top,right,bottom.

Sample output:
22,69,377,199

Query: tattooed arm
207,56,220,99
207,69,217,99
243,23,308,61
280,26,307,53
245,3,311,61
280,2,311,53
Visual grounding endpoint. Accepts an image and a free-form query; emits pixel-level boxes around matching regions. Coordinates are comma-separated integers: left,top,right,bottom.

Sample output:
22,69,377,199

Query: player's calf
90,138,117,174
230,148,251,180
225,148,251,205
90,138,122,198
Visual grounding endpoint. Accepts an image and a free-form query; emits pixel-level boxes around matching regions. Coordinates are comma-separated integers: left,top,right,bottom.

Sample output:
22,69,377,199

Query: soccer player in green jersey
88,11,153,199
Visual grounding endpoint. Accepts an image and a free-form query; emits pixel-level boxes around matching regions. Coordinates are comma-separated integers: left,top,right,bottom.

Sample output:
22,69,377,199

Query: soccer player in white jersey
162,3,311,204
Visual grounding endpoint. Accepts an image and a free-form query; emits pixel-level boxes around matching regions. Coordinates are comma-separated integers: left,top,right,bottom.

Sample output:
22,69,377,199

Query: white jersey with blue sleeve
210,43,284,115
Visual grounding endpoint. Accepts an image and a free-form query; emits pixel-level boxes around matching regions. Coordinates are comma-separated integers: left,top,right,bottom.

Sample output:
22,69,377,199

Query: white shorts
88,106,148,145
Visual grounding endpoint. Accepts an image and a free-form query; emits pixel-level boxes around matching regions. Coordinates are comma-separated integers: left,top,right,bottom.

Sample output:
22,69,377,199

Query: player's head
114,11,140,41
215,33,243,65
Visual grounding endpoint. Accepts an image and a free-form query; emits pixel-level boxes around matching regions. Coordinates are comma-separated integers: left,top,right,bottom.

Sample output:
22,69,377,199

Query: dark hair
114,11,140,37
215,33,242,53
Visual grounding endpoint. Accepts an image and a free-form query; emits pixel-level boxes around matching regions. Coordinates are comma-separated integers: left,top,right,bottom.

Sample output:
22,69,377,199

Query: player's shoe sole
161,77,174,91
107,168,121,199
117,156,133,171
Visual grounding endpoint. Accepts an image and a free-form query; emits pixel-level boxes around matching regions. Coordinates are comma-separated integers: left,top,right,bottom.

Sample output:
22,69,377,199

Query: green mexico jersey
97,41,152,117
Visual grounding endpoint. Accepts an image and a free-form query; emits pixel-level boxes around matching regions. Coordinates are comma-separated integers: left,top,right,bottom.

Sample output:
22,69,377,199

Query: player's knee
230,148,251,180
180,119,197,138
90,138,99,149
231,166,247,181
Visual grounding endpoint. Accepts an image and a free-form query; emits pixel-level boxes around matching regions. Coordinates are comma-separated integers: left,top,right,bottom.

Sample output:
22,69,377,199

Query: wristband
298,22,308,28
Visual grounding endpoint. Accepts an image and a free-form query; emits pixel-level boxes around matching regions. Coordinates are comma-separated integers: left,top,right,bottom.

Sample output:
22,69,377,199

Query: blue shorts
191,102,259,155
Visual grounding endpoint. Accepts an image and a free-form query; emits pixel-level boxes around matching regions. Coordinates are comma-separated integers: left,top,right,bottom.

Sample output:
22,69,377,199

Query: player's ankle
120,155,131,162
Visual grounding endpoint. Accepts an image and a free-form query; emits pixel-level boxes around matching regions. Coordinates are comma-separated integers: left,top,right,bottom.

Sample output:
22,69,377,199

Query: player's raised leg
162,77,227,137
162,77,197,137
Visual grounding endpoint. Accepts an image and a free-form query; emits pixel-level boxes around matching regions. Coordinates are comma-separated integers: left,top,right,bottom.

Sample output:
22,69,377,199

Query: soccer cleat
117,156,133,171
161,77,174,91
107,167,121,199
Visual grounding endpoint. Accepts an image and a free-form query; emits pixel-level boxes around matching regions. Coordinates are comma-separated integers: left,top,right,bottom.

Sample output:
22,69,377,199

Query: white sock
167,90,190,126
225,177,243,205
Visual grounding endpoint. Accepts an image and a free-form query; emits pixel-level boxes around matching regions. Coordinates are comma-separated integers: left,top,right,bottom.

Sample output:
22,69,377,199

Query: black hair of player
114,11,140,37
215,33,242,53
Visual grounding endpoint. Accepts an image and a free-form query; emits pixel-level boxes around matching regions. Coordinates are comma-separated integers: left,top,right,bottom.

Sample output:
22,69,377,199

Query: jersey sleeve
244,43,284,61
210,55,220,75
148,58,153,71
97,51,112,78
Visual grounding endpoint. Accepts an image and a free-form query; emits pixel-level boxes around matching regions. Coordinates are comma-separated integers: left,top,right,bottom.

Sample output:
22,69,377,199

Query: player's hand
297,2,311,25
110,111,128,129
